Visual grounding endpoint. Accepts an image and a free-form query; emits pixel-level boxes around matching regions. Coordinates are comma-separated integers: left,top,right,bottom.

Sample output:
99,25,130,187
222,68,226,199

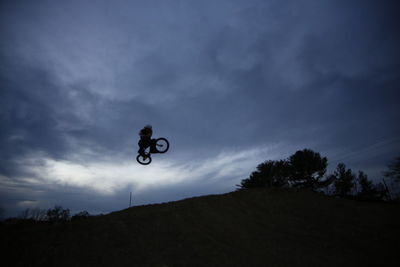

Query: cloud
0,143,290,217
15,145,284,193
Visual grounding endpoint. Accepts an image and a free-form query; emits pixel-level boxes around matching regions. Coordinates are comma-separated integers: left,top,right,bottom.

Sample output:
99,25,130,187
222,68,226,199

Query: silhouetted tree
238,149,332,190
238,160,290,189
20,208,47,221
332,163,356,198
239,170,266,189
356,171,381,201
71,211,91,221
288,149,328,189
384,156,400,183
47,206,70,223
375,182,390,201
257,160,291,187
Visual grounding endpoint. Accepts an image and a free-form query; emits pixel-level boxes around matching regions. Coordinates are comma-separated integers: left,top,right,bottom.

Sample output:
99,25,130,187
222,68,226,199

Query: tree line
3,206,92,224
238,148,400,202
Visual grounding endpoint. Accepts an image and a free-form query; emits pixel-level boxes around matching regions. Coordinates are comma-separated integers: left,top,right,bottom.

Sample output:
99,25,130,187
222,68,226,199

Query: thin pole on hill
129,192,132,207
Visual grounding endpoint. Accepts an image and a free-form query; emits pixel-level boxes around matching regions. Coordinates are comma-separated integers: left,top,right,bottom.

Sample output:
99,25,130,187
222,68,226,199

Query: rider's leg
138,137,152,157
138,147,145,157
149,138,157,153
138,140,147,157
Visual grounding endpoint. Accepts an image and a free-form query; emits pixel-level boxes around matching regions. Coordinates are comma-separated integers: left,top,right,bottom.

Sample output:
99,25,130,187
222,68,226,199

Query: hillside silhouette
1,188,399,266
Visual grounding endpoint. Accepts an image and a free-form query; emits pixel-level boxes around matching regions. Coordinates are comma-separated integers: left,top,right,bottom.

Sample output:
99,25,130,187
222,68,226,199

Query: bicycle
136,137,170,165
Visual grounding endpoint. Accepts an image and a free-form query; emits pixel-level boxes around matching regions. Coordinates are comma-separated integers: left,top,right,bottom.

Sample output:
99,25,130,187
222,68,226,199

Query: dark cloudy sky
1,0,399,218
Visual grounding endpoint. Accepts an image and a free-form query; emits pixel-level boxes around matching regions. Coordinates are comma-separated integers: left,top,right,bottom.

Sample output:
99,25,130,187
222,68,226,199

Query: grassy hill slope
2,188,399,266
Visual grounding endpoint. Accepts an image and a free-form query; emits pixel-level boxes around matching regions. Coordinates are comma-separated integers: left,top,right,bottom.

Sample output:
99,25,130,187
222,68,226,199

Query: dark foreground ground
1,188,399,266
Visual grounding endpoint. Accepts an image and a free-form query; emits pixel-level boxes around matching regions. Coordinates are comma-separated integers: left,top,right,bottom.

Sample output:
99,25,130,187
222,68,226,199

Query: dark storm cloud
0,64,67,173
1,0,399,217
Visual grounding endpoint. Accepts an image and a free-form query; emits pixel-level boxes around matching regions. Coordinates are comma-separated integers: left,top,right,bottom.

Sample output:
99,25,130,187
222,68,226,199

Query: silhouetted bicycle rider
138,125,153,157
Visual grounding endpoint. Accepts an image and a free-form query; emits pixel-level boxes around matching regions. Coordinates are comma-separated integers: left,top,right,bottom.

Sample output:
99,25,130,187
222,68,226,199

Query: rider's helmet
144,124,152,129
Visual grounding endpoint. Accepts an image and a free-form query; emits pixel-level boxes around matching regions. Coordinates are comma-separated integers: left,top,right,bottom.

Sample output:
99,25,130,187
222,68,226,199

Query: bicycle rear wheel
136,154,152,165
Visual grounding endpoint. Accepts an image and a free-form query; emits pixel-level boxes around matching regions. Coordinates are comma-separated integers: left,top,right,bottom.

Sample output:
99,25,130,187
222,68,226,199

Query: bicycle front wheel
155,138,169,153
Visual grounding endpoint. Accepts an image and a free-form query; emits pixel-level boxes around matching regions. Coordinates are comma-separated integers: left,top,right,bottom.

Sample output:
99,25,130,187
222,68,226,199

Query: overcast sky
1,0,399,218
